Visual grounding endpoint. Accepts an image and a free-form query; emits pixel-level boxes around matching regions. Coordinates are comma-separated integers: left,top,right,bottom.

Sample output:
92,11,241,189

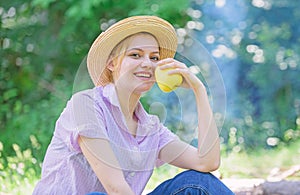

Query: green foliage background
1,0,300,193
0,0,190,154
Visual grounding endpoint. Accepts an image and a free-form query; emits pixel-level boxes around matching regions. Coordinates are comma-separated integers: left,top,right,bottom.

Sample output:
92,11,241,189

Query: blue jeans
147,170,234,195
87,170,234,195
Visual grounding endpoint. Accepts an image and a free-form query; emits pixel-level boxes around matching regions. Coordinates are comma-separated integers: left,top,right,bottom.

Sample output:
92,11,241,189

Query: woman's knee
175,170,217,183
86,192,106,195
173,170,234,194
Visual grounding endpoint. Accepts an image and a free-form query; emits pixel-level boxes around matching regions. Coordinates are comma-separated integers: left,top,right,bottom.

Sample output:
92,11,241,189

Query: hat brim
87,16,178,86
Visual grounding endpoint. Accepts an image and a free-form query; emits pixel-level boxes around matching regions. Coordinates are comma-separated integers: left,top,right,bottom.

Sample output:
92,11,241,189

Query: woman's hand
157,58,220,171
156,58,205,91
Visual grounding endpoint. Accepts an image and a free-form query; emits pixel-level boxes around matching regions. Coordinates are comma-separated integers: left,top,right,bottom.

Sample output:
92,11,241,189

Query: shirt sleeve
155,123,179,167
56,89,108,152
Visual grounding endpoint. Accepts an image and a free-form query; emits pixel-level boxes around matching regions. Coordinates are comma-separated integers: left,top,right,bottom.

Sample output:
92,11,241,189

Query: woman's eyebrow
127,48,143,52
127,48,160,53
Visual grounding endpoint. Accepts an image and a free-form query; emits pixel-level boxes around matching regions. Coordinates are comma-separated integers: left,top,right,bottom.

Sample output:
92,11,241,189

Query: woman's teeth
135,73,151,78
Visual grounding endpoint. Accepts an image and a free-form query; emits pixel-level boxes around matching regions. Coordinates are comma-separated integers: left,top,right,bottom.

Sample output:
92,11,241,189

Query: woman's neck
115,85,140,120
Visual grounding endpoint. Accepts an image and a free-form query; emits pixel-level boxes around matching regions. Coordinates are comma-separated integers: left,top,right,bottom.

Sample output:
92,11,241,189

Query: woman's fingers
157,58,187,70
156,58,205,90
167,68,189,75
156,58,202,89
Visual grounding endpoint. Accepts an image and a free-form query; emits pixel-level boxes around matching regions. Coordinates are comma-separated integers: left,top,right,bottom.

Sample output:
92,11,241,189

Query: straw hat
87,15,178,86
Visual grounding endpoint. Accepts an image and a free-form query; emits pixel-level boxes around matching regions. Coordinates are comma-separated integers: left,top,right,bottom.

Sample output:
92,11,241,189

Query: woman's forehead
127,33,159,50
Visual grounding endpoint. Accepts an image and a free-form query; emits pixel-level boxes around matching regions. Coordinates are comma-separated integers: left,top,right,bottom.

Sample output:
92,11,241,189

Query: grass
219,140,300,179
1,140,299,195
0,142,40,195
144,139,300,193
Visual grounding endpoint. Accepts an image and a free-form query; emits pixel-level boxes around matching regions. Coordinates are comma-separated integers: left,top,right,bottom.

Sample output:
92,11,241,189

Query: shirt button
130,172,135,177
146,126,152,132
133,146,138,150
150,118,155,124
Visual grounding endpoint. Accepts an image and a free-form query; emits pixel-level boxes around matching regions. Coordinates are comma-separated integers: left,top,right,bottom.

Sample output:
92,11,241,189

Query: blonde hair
99,32,158,86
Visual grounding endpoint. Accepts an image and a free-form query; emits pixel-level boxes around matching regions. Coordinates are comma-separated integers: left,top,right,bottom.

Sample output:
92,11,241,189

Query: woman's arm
157,58,220,172
78,136,135,195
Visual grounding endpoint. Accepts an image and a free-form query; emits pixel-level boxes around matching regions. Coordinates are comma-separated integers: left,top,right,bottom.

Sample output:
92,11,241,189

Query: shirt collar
102,83,145,116
101,83,156,135
102,83,121,108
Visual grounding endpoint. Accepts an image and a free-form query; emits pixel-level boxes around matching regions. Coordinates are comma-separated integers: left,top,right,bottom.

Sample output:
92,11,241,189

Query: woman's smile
134,71,153,80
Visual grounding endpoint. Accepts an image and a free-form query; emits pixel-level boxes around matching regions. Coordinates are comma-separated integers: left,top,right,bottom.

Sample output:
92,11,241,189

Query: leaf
32,0,57,8
3,89,18,101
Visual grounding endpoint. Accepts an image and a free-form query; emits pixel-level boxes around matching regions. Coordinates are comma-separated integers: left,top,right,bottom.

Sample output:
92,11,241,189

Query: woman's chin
133,83,154,94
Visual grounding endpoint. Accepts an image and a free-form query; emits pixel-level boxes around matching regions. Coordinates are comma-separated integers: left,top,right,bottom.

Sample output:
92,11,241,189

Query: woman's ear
107,59,114,71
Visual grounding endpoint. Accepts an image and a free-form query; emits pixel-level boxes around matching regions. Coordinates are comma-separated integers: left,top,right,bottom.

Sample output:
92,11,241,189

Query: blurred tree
237,0,300,143
1,0,300,159
191,0,300,149
0,0,191,160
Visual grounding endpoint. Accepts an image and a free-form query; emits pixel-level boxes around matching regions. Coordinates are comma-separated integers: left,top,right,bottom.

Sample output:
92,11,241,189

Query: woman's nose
141,57,155,69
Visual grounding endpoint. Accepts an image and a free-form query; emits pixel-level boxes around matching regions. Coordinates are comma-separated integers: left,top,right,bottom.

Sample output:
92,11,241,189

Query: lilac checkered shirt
33,84,178,195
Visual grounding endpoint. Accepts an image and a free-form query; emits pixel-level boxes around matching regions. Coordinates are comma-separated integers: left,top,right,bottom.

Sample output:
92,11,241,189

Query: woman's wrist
192,80,207,95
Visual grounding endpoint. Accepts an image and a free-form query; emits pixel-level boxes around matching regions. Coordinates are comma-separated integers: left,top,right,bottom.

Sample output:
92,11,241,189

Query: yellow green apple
155,67,183,92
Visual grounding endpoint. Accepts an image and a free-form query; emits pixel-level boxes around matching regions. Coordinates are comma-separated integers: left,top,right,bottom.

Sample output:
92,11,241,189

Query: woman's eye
151,56,160,61
130,53,140,58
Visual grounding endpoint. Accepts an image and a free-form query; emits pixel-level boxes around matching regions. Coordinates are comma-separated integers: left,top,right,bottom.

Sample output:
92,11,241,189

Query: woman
33,15,234,195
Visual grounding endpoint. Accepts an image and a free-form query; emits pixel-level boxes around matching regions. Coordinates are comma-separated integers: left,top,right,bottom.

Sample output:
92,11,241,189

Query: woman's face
112,33,160,94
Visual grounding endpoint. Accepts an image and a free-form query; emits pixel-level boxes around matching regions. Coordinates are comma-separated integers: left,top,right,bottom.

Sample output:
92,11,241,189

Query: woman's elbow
209,159,220,171
197,158,220,173
105,183,134,195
